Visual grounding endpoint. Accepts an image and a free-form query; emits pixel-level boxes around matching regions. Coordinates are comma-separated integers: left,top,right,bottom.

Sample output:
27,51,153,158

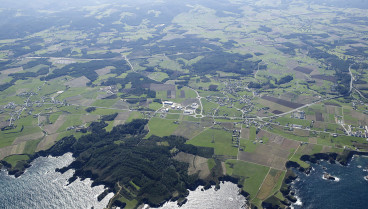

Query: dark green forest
30,119,215,206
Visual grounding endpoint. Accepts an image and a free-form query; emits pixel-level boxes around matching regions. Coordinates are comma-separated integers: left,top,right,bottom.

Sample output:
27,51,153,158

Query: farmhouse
292,124,303,129
291,111,305,119
163,101,173,105
184,109,194,115
191,103,199,109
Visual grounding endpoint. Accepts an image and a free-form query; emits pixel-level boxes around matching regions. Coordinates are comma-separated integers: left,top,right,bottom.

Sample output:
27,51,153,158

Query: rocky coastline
0,133,251,209
322,172,339,181
4,119,367,209
4,148,366,209
1,151,251,209
280,150,368,208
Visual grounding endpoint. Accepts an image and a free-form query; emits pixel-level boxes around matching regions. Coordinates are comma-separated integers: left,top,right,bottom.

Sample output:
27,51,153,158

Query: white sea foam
322,174,340,182
157,182,247,209
294,195,303,206
0,153,113,209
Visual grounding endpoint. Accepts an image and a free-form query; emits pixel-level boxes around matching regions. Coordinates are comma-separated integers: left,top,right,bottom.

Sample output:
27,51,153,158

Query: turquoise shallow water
292,156,368,209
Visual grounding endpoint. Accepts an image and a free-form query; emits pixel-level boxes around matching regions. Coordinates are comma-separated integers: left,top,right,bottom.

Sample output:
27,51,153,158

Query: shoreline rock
322,172,339,181
1,152,250,209
283,150,368,208
3,141,367,209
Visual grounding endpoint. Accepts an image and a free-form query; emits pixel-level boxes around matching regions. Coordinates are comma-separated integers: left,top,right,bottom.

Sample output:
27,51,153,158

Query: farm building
163,101,173,105
184,110,194,115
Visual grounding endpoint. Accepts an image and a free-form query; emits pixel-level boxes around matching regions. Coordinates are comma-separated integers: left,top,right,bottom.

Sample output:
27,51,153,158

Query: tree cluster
277,75,293,85
41,119,214,206
190,52,258,76
45,60,129,82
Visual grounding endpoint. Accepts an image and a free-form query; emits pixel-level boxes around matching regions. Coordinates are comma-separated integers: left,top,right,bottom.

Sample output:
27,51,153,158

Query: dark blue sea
292,156,368,209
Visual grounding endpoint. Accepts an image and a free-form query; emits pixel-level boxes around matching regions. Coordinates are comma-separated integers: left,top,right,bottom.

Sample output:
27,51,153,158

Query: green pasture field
275,117,312,127
146,117,179,138
3,154,30,167
118,196,138,209
249,126,257,141
23,139,42,154
125,111,144,123
1,1,368,207
216,106,242,118
268,126,309,142
148,72,169,82
165,114,180,120
57,115,82,132
89,108,124,115
56,87,89,100
0,117,41,148
104,121,114,132
188,128,238,156
226,159,269,199
148,102,162,111
92,98,119,108
240,138,258,153
201,99,218,115
207,158,216,171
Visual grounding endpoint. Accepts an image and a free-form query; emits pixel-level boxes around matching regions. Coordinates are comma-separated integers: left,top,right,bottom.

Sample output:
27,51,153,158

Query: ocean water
0,153,247,209
0,153,114,209
157,182,247,209
3,153,367,209
292,156,368,209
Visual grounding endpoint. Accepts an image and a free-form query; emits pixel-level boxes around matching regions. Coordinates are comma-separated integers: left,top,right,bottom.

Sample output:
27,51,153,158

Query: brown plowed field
272,110,283,114
262,95,303,109
43,115,66,134
315,112,323,121
294,66,313,74
36,133,59,151
174,152,210,179
311,75,336,82
150,84,175,91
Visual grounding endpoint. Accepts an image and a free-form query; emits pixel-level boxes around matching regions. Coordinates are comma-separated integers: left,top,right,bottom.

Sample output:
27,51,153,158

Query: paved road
348,64,367,100
124,55,135,72
349,64,354,93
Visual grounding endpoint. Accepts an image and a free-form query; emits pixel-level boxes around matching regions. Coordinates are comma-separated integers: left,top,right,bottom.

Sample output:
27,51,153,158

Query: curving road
191,87,204,117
